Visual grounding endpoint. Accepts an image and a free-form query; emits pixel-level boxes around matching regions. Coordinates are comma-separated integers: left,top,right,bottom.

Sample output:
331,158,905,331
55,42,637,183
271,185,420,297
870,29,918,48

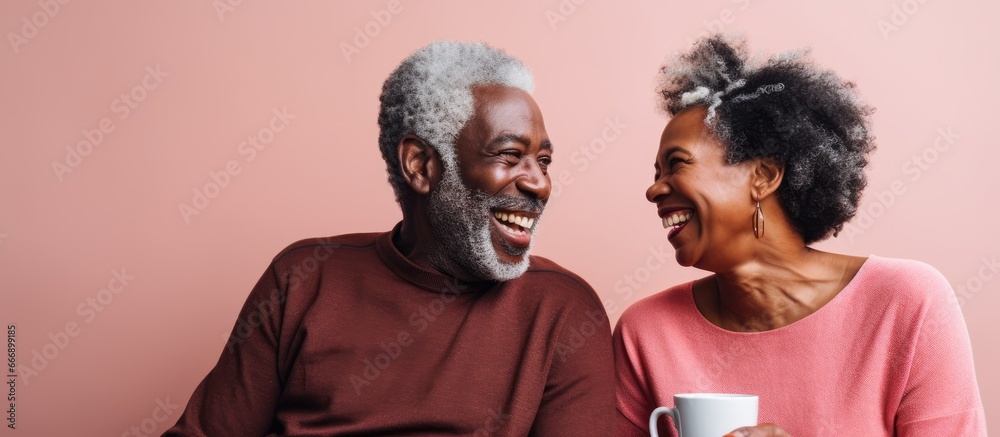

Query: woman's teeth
662,211,692,229
494,212,535,229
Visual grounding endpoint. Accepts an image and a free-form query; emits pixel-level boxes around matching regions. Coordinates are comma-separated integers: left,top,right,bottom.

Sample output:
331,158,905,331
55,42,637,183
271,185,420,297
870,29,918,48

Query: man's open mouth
491,210,537,249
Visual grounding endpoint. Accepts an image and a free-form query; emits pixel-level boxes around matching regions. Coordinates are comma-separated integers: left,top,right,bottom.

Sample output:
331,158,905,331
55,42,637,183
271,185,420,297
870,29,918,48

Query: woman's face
645,106,757,269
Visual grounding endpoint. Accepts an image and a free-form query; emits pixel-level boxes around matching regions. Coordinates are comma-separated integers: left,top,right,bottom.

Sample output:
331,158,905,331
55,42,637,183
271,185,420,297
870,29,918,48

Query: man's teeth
494,212,535,229
662,212,693,229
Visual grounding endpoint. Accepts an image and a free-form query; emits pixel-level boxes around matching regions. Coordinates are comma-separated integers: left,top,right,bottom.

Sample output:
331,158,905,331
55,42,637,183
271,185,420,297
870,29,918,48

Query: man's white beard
426,165,540,282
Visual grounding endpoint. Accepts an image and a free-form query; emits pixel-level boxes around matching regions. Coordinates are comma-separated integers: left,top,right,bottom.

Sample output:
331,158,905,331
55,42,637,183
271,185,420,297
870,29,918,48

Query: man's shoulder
522,255,590,289
271,231,382,265
518,255,603,310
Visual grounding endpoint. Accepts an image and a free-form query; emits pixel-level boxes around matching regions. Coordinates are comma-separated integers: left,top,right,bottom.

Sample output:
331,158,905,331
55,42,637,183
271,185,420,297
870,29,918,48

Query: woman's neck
696,246,864,332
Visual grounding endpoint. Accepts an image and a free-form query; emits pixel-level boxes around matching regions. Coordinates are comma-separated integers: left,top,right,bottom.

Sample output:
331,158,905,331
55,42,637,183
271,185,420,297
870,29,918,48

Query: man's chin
492,234,531,262
487,256,530,282
496,240,533,277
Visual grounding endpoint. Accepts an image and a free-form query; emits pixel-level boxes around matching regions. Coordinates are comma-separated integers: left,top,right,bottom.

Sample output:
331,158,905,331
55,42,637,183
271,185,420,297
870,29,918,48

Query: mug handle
649,406,680,437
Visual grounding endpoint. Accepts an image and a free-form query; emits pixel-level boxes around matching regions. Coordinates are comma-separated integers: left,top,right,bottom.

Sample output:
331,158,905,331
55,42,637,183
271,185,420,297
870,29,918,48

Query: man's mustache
483,193,545,214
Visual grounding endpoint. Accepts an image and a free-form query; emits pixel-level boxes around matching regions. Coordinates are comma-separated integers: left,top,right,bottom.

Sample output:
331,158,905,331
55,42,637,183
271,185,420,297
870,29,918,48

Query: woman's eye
668,157,684,170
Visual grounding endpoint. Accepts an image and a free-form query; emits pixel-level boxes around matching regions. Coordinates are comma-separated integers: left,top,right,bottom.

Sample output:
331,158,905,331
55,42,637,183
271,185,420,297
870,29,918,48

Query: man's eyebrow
486,134,554,153
486,133,530,149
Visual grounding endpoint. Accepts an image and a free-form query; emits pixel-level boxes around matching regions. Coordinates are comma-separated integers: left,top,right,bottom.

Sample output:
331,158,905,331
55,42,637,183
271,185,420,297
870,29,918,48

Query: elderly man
164,41,614,436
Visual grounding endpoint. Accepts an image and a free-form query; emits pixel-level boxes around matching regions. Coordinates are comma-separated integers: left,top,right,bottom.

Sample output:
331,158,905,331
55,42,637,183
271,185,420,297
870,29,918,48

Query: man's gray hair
377,41,534,204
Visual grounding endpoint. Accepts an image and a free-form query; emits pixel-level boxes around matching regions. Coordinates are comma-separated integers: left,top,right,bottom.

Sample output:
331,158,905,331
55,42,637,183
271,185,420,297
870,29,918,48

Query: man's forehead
471,84,535,112
467,85,545,141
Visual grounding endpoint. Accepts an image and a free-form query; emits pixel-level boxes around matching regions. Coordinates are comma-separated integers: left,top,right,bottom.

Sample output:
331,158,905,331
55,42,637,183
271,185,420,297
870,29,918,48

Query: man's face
427,84,552,281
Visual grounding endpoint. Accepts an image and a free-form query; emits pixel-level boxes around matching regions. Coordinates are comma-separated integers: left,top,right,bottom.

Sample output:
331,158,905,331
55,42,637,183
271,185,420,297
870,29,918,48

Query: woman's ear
751,157,784,201
397,135,441,195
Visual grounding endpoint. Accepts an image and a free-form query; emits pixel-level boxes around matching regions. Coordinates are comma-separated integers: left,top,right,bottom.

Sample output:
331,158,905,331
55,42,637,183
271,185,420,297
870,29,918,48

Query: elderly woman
614,35,986,437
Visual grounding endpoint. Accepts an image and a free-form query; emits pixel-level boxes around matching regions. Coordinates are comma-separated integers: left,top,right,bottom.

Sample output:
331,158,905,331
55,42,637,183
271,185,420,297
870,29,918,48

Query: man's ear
751,157,784,201
398,135,441,195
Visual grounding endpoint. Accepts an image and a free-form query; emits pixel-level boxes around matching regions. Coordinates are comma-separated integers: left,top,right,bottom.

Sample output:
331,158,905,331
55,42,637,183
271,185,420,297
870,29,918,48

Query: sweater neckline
375,222,498,295
685,255,878,335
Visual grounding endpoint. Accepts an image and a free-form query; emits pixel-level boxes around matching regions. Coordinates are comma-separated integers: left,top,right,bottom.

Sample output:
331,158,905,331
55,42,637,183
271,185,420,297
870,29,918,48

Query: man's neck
394,216,480,282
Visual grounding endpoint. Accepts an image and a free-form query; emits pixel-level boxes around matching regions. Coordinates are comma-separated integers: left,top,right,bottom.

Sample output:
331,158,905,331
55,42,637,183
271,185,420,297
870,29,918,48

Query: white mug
649,393,758,437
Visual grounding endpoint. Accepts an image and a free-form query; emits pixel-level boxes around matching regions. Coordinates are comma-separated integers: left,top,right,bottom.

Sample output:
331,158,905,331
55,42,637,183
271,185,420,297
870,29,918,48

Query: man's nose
516,158,551,202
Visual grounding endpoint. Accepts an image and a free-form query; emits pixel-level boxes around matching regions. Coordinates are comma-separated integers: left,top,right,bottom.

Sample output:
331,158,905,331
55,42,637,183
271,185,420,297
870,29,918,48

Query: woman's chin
674,248,698,267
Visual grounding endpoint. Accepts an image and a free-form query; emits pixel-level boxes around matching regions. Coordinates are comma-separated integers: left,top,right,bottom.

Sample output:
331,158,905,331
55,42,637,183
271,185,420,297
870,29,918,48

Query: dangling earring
753,200,764,239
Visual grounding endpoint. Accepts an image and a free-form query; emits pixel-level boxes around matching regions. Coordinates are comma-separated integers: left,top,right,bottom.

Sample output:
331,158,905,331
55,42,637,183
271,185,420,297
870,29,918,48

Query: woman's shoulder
616,280,697,332
860,255,951,290
853,255,956,310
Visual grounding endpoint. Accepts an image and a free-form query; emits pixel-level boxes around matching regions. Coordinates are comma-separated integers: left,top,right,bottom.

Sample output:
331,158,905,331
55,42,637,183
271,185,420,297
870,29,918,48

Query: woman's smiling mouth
662,209,694,239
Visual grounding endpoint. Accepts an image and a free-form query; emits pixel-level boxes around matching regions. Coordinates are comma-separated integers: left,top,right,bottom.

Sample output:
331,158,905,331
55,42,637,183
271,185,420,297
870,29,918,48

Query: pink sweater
614,256,986,436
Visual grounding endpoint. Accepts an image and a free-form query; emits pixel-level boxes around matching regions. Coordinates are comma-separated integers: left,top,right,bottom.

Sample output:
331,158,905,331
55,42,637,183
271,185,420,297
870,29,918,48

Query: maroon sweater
164,226,614,436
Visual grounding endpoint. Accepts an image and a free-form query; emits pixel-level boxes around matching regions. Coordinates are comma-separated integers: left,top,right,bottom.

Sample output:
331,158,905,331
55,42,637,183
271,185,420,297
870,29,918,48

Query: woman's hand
724,423,791,437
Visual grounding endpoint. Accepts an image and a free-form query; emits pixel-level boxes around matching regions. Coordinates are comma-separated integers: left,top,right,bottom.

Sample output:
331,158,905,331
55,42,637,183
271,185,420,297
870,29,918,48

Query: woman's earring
753,200,764,239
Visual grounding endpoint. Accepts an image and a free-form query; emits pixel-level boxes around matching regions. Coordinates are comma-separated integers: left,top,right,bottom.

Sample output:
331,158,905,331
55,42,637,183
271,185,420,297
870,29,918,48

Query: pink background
2,1,997,435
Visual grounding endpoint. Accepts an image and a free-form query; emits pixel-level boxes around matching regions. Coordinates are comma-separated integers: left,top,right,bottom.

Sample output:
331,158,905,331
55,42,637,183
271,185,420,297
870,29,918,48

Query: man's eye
537,156,552,174
500,150,522,162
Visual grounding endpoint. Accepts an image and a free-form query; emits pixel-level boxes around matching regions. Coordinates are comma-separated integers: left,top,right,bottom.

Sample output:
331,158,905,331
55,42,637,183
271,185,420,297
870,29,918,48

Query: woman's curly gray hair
378,41,534,204
657,34,876,244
